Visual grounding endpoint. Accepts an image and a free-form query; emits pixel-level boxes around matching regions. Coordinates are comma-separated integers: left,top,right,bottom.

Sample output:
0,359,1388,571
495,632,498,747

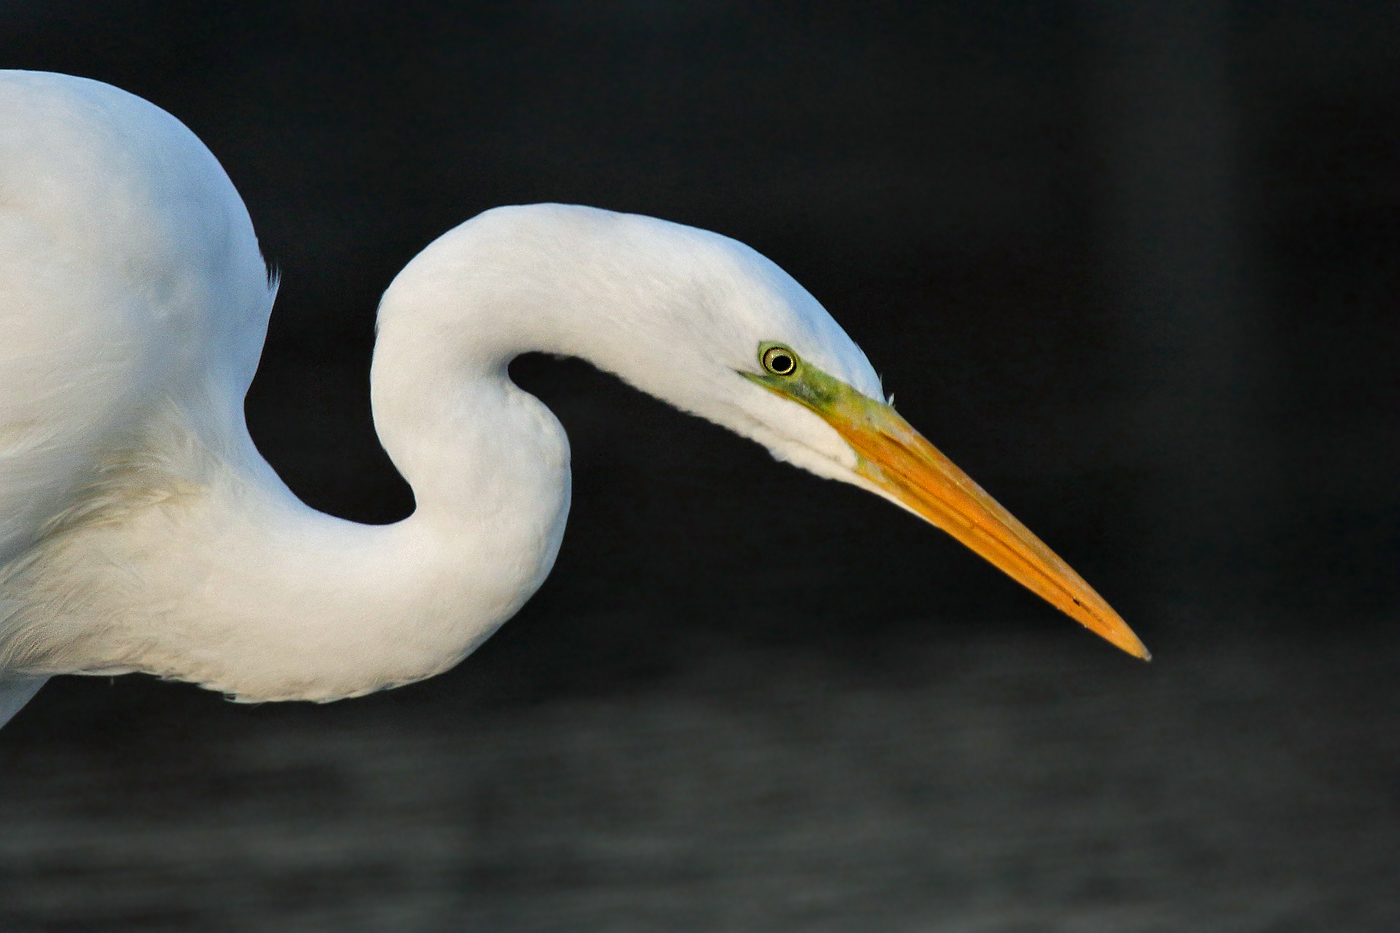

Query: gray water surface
1,624,1395,931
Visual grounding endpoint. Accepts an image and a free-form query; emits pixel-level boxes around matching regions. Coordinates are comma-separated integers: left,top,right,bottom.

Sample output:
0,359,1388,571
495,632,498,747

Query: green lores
737,340,1151,662
741,340,873,420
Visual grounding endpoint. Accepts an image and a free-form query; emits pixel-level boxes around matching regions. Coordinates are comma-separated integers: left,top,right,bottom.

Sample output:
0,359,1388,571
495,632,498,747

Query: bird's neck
8,349,570,703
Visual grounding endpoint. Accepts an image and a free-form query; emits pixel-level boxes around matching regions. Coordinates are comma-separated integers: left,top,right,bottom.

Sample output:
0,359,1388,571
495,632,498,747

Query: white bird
0,71,1147,728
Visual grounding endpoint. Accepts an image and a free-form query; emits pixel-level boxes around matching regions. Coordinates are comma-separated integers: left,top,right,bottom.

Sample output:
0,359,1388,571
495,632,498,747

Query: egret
0,71,1147,729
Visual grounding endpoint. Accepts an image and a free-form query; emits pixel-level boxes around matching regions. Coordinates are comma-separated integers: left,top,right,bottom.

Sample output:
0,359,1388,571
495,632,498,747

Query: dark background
1,2,1396,930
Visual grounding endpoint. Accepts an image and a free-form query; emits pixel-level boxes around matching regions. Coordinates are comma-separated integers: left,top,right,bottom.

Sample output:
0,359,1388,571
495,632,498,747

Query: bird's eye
760,345,799,376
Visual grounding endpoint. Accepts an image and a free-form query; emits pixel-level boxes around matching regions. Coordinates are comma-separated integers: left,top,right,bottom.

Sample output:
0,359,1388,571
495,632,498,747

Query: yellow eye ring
760,344,799,376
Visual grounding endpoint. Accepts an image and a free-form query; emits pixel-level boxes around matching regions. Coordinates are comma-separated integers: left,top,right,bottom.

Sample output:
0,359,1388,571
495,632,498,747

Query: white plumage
0,72,1145,728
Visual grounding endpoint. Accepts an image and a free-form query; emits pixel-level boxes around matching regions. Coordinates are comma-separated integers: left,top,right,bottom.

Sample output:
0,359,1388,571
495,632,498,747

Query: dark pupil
769,353,793,373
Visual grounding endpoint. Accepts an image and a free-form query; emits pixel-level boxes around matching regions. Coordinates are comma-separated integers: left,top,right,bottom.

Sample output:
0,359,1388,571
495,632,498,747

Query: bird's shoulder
0,71,274,561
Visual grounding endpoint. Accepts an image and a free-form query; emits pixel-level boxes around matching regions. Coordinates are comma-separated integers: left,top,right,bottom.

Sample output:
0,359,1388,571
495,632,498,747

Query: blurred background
1,1,1396,929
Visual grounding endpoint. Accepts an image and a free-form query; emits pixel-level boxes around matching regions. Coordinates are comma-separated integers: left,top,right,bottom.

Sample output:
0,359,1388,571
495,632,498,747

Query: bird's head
578,207,1147,660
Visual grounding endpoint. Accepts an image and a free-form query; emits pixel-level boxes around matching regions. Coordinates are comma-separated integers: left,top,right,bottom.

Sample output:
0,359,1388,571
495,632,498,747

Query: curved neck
371,301,570,527
12,203,784,704
7,333,570,705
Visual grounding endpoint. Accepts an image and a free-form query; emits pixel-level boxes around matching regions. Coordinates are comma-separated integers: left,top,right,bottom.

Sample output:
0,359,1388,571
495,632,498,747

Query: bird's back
0,71,274,565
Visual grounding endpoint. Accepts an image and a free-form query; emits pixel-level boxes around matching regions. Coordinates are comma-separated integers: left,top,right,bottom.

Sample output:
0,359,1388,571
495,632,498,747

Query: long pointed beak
746,360,1149,659
834,399,1148,659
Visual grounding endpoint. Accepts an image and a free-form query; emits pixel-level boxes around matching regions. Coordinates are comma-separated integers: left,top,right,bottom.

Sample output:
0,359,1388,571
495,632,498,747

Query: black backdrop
8,1,1394,642
2,2,1398,928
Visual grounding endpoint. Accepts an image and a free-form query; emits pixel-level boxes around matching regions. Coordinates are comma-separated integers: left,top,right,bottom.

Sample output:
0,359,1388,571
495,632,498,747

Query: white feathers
0,72,886,724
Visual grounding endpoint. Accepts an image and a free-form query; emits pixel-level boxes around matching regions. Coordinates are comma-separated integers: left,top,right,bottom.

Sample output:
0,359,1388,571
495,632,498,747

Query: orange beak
834,400,1148,659
746,355,1149,660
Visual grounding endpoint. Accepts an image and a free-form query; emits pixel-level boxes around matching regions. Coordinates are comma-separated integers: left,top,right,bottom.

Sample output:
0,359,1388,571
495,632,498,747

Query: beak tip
1086,607,1150,661
1110,627,1151,662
